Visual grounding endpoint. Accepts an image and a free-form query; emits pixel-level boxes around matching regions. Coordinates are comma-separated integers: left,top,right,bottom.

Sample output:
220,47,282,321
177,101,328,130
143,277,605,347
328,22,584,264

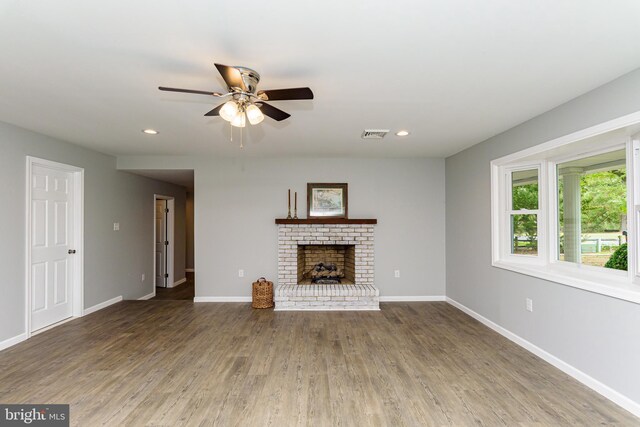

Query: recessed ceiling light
395,130,410,136
142,129,159,135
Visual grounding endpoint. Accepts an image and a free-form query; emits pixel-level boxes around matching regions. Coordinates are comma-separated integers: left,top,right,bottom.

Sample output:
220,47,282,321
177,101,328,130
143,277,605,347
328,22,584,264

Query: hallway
152,272,195,300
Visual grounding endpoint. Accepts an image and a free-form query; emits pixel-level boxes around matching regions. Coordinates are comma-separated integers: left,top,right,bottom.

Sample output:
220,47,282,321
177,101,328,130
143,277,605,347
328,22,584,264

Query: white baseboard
274,307,381,311
185,268,195,273
379,295,446,302
138,292,155,300
194,296,447,303
167,277,187,288
194,296,252,302
446,297,640,418
83,296,123,316
0,333,27,352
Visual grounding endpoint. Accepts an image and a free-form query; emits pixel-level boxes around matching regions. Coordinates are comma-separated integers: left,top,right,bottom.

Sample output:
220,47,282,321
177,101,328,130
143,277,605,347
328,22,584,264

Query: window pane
557,149,627,269
512,169,538,210
511,214,538,255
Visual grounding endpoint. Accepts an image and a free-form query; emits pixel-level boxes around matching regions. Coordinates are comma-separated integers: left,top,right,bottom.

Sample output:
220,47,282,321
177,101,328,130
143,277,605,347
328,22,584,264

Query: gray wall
446,68,640,405
186,191,195,270
0,121,186,343
118,156,446,298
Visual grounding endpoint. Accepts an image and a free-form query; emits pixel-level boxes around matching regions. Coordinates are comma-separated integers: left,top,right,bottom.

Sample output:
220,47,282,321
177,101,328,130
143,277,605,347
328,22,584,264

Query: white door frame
25,156,84,338
153,195,175,291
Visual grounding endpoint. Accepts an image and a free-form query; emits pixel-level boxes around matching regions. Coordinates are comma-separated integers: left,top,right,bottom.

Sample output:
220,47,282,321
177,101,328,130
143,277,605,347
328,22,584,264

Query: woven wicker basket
252,278,274,309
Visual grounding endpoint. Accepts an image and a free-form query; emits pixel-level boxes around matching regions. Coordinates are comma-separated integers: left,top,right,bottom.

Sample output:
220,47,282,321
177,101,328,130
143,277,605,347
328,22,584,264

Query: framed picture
307,183,348,218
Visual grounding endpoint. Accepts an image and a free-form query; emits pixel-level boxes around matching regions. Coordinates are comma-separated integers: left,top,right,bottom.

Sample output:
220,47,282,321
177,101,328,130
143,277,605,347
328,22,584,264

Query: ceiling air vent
361,129,389,139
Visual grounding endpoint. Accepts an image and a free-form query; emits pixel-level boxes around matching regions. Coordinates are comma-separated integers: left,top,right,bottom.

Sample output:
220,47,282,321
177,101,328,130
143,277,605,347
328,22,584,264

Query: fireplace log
307,268,344,280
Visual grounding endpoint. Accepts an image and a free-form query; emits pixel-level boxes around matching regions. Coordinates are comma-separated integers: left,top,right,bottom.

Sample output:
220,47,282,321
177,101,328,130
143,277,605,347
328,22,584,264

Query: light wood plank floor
0,302,636,426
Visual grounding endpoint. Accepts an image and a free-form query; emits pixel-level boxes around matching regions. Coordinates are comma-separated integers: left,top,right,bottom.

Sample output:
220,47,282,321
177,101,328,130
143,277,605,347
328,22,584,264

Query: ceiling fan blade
257,102,291,121
257,87,314,101
159,86,223,96
214,63,247,92
204,103,225,116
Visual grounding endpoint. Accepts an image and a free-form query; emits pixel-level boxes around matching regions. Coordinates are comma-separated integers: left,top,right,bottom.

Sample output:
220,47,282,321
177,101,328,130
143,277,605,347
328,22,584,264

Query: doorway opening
154,195,175,289
152,189,195,301
124,169,194,301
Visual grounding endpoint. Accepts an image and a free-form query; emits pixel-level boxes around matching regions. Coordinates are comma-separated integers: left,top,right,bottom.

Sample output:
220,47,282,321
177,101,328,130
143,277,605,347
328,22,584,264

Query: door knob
68,249,77,254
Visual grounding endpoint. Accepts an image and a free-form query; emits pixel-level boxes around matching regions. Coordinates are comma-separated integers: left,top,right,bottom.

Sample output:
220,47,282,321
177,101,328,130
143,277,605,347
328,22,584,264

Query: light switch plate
113,222,120,231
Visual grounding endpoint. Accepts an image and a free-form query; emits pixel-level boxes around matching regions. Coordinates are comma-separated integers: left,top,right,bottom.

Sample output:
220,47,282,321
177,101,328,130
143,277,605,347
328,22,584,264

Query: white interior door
155,199,168,287
30,164,75,331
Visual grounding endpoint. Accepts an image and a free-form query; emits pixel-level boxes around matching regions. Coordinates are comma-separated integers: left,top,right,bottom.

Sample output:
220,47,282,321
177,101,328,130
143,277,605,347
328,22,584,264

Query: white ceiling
1,1,640,158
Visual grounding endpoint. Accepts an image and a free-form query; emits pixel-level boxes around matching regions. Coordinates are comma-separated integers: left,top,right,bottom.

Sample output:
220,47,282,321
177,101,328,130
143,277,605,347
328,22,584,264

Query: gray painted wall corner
0,121,187,342
445,67,640,406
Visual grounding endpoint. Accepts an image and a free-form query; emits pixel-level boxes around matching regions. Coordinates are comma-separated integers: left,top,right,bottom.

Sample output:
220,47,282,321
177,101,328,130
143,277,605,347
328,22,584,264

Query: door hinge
164,241,169,245
164,273,169,278
165,208,169,213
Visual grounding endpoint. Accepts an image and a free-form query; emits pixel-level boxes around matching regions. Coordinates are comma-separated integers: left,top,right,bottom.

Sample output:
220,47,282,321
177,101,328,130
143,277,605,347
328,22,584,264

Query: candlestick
287,189,292,219
294,191,298,219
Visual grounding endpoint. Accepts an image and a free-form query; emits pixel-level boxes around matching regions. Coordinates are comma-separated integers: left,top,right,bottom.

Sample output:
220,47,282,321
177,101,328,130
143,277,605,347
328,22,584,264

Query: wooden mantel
275,218,377,225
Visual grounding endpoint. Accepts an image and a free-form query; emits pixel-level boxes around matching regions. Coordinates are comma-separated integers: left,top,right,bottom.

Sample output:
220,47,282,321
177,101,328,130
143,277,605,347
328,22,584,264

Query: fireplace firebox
297,244,355,284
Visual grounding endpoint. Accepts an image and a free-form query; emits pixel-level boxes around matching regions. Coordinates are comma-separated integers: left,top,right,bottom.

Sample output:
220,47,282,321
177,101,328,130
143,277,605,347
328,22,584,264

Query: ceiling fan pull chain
230,122,233,142
240,126,244,149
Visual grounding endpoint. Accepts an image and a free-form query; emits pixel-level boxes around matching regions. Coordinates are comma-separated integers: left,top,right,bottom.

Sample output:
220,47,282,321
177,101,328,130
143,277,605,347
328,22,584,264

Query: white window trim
500,163,546,265
491,110,640,305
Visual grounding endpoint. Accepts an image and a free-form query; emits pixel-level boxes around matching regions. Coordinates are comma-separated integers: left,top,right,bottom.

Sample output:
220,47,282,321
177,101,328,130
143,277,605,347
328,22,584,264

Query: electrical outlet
526,298,533,312
238,269,244,278
113,222,120,231
141,273,145,282
394,269,400,278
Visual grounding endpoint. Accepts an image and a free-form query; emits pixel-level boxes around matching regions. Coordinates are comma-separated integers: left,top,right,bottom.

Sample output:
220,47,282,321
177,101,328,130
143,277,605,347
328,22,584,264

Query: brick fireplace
275,220,379,310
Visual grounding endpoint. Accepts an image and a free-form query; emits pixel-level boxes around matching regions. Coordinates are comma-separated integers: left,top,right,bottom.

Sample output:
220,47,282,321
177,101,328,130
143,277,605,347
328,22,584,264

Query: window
491,113,640,304
556,149,627,269
510,169,539,255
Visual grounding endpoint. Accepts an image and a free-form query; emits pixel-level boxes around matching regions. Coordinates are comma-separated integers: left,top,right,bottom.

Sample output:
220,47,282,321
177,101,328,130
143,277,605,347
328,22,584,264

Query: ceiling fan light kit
159,63,313,146
219,100,239,122
246,104,264,125
230,110,247,128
